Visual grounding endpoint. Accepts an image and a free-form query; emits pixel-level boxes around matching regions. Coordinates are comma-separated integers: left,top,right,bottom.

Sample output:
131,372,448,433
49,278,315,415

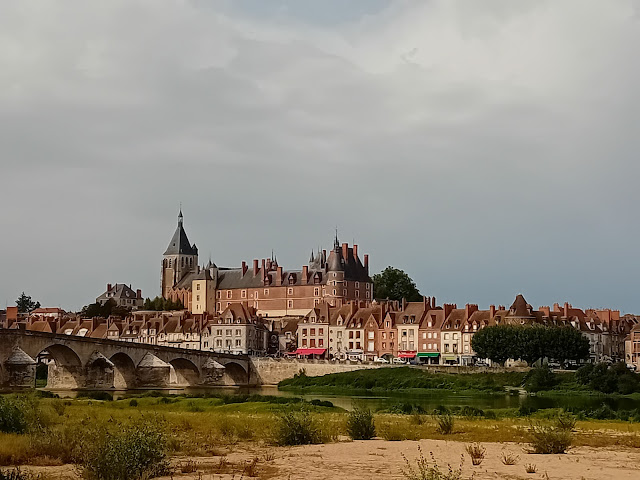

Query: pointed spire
334,227,340,250
178,205,184,226
309,250,315,263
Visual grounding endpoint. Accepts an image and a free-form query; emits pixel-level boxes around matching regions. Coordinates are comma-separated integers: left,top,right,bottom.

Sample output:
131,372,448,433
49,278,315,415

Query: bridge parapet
0,329,250,390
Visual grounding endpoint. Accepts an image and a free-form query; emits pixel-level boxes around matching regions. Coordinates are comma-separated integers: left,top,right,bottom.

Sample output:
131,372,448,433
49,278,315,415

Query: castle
161,210,373,317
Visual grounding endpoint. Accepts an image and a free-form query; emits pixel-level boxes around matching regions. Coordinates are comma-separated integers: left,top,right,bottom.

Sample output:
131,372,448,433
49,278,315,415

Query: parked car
392,357,406,365
373,356,389,364
626,363,637,372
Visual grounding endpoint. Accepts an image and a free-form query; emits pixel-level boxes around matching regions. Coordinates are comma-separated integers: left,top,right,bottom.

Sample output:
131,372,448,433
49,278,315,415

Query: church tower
161,209,198,299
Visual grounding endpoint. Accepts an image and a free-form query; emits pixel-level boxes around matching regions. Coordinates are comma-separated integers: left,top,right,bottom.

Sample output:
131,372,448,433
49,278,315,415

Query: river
46,386,640,412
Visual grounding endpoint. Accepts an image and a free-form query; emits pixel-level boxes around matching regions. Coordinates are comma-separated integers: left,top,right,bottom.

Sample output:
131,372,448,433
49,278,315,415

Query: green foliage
527,422,572,454
15,292,40,313
81,299,130,319
279,366,525,393
0,398,29,434
575,362,640,394
523,367,558,393
555,413,576,431
346,405,376,440
273,407,321,446
80,419,169,480
434,412,454,434
373,266,422,302
402,446,465,480
142,296,184,311
471,325,590,366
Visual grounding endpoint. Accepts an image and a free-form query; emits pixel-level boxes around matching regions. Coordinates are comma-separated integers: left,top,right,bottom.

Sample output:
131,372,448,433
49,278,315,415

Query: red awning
294,348,327,356
398,352,417,358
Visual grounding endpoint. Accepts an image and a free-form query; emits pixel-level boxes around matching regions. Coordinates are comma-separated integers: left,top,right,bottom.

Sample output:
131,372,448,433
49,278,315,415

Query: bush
465,444,485,466
527,423,572,454
402,446,465,480
77,392,113,402
346,406,376,440
0,468,38,480
434,412,454,435
128,399,138,407
0,398,29,434
555,413,576,431
523,367,557,393
273,407,321,446
80,420,169,480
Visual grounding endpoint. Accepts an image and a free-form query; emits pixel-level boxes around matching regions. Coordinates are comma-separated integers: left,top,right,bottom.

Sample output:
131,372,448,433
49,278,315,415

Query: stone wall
248,359,529,385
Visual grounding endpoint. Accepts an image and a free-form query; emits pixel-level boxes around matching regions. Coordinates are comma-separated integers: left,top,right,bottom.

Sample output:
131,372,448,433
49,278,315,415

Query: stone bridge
0,329,250,390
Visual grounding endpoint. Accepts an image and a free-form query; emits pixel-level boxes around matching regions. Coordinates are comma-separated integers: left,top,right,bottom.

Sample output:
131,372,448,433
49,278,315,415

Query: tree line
471,324,590,366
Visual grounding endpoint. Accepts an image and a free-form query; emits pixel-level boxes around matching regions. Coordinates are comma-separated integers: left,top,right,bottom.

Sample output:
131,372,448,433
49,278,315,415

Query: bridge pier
136,353,171,388
4,347,36,389
85,352,115,389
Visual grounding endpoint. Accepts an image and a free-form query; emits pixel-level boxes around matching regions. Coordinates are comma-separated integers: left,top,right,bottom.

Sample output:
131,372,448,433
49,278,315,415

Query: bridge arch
110,353,137,389
169,358,200,386
36,344,83,389
222,361,248,386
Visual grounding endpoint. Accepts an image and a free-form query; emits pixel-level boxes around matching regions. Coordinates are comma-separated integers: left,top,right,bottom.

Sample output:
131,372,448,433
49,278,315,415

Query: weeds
524,463,537,473
500,451,519,465
0,468,39,480
0,398,29,434
346,405,376,440
243,457,260,477
464,443,485,466
80,418,170,480
434,413,455,435
179,460,198,473
273,407,321,446
401,446,465,480
555,413,576,431
527,422,572,454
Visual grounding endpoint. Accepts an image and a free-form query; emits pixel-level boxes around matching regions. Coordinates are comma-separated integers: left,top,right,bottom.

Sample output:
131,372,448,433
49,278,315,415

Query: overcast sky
1,0,639,313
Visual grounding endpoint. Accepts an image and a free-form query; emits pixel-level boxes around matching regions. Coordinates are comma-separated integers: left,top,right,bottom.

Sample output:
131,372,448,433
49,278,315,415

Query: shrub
80,420,169,480
402,446,465,480
555,413,576,431
523,367,557,393
0,468,38,480
527,423,572,454
273,407,321,446
309,399,334,408
500,452,519,465
346,406,376,440
460,406,484,418
464,444,485,466
128,399,138,407
524,463,537,473
0,398,29,434
434,412,454,435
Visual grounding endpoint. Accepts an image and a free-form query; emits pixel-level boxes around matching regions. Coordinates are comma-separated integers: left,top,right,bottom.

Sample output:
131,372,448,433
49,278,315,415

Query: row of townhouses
5,293,637,366
295,294,636,365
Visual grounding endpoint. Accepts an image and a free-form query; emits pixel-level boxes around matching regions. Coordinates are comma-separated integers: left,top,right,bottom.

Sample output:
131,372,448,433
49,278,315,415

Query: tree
142,296,184,311
372,266,422,302
470,324,516,365
81,299,131,319
16,292,40,313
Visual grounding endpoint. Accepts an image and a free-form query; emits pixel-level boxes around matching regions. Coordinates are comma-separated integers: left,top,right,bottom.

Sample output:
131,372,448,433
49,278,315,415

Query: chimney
364,254,369,273
423,296,429,311
465,304,478,319
242,261,248,276
342,243,348,260
553,302,561,313
350,301,358,317
489,305,496,318
444,303,455,319
322,249,327,264
276,266,283,286
253,259,259,276
431,296,436,309
401,298,407,311
107,283,112,292
302,265,308,284
564,302,569,318
137,289,142,299
353,244,358,259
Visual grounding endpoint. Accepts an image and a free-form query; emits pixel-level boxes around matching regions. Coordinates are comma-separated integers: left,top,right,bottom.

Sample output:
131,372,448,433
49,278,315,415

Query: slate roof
164,212,198,256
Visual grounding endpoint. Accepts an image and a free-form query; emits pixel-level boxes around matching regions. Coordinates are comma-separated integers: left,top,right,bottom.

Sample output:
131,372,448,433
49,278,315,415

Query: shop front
417,352,440,365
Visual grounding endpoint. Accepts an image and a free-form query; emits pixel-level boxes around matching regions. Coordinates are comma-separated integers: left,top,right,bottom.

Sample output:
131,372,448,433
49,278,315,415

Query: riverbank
13,438,640,480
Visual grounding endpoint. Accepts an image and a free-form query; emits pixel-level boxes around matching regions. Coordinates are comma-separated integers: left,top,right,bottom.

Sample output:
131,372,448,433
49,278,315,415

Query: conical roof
6,347,36,365
509,294,533,317
164,211,198,256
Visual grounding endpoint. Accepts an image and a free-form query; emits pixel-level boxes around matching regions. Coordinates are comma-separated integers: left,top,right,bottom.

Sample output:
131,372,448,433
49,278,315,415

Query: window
287,288,293,295
314,299,320,306
302,328,307,335
241,290,246,298
343,289,347,296
368,341,374,351
444,333,449,340
226,329,232,336
349,331,354,339
196,284,200,291
422,332,426,339
333,289,336,295
423,343,427,349
453,333,458,340
356,331,361,339
216,291,221,298
382,342,386,349
319,339,324,347
319,328,324,335
310,328,316,336
288,300,293,308
216,329,222,336
196,295,200,301
355,291,360,298
264,289,269,296
368,331,374,339
235,339,241,347
310,339,316,347
226,291,232,299
235,329,241,336
366,292,370,299
355,282,360,288
314,287,320,296
302,339,307,347
433,332,437,338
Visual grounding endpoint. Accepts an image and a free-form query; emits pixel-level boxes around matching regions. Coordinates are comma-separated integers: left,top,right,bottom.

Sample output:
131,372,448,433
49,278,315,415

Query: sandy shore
20,439,640,480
